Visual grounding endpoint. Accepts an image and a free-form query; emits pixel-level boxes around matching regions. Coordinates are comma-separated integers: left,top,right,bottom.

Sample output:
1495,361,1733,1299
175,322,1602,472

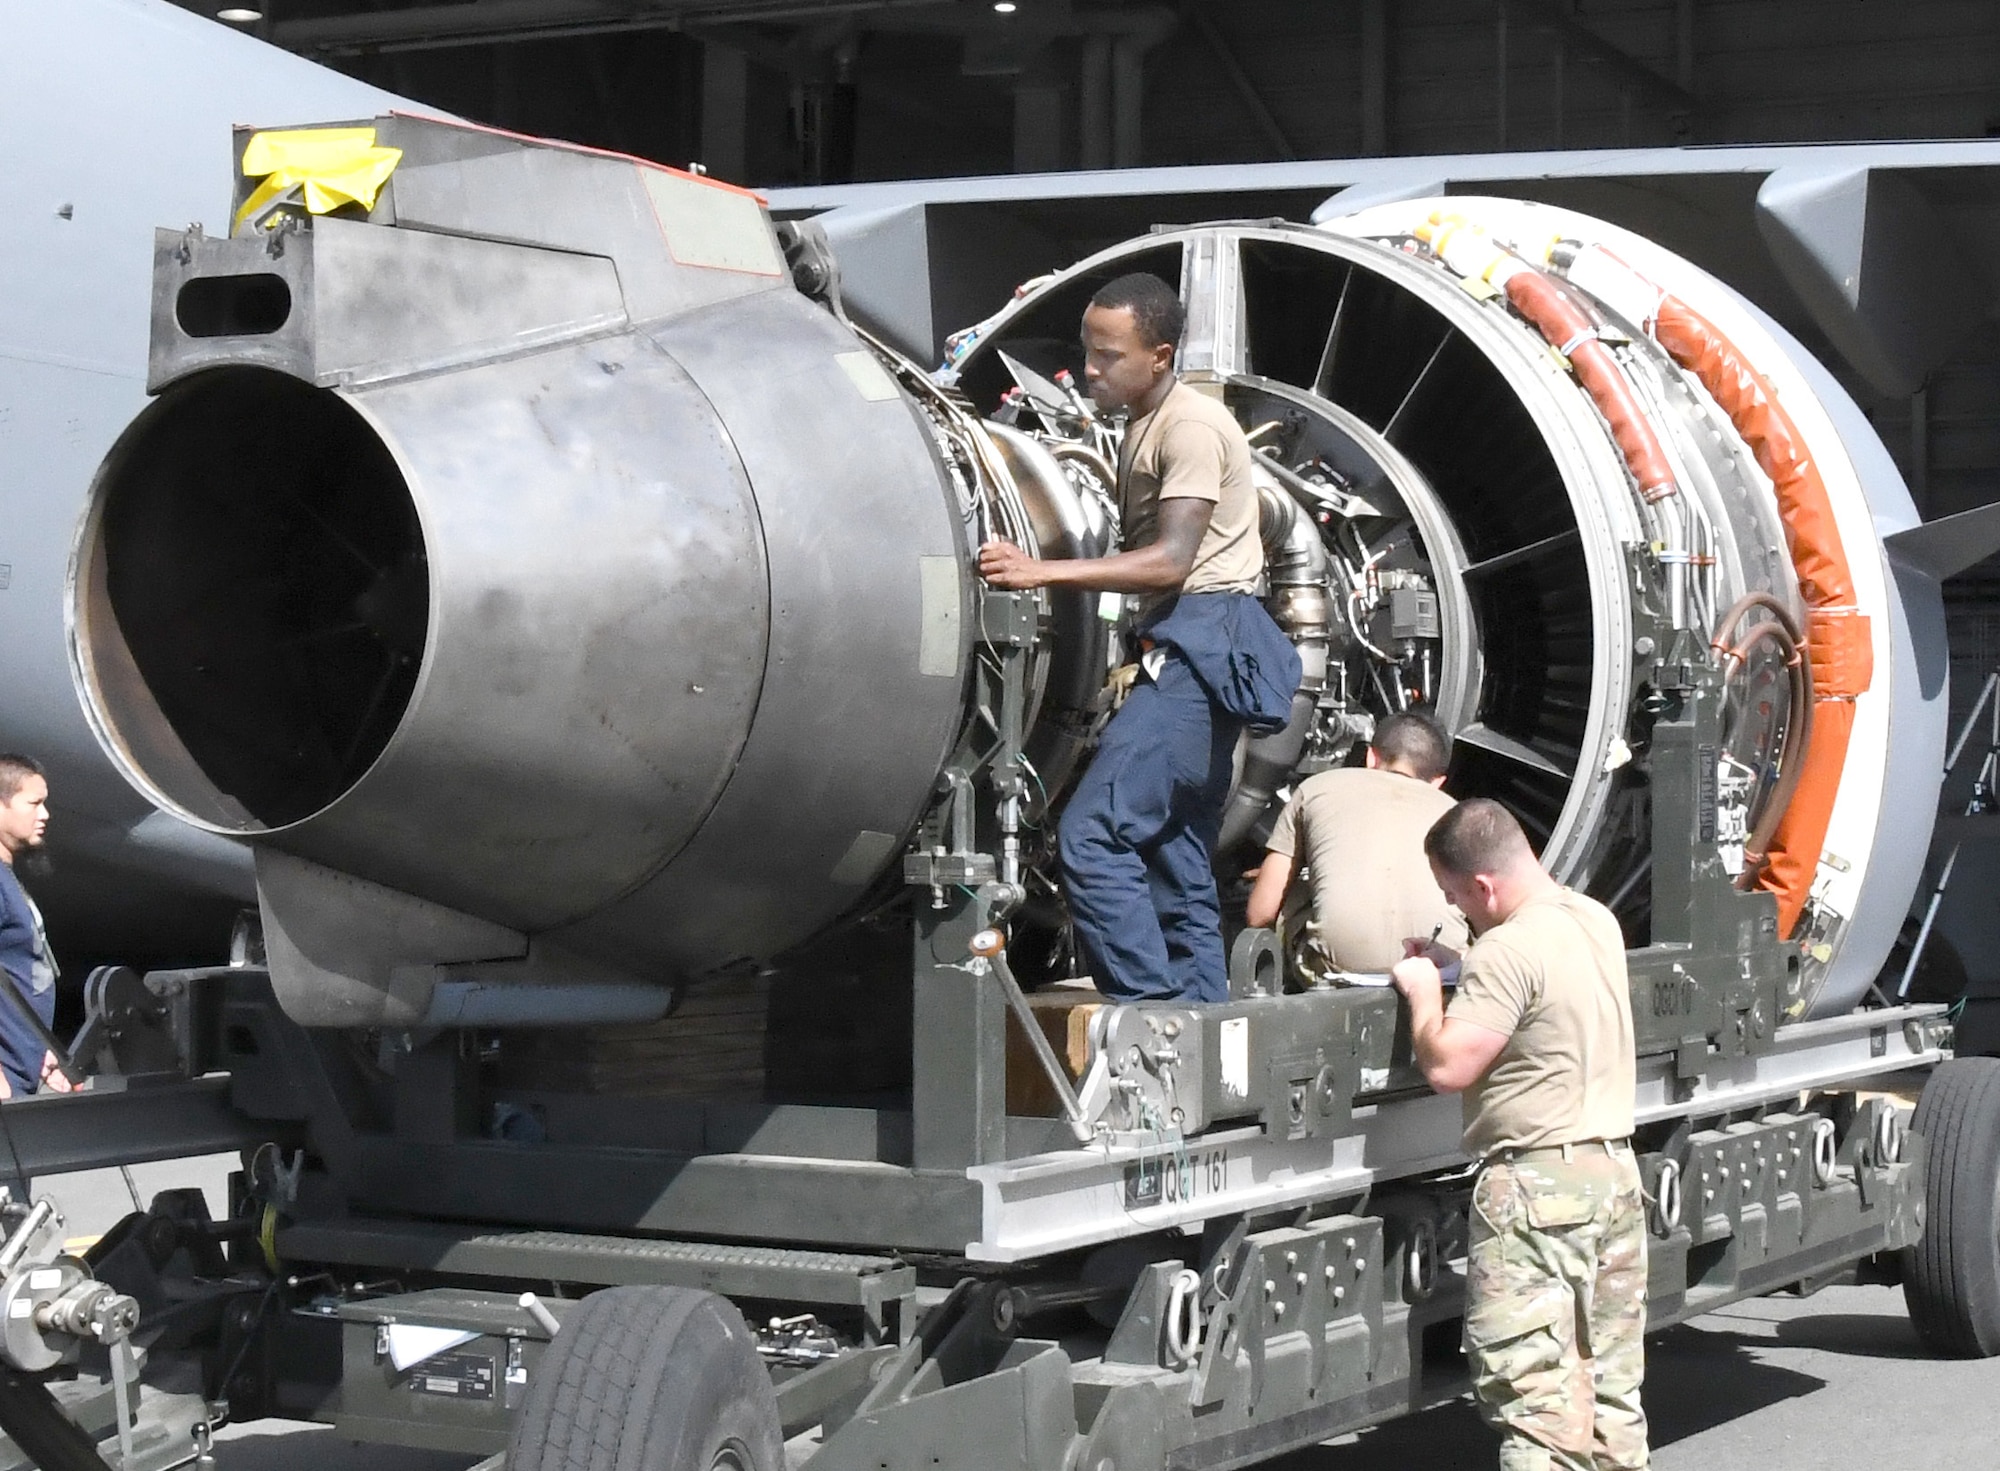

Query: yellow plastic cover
235,127,403,232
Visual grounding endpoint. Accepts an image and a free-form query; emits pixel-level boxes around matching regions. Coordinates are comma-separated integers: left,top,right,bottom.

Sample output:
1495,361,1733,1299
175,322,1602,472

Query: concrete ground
26,1164,1998,1470
1295,1284,1995,1471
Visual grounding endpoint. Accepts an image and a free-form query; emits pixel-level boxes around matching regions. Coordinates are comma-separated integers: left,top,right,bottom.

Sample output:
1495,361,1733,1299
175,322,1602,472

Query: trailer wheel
509,1286,782,1471
1901,1057,2000,1356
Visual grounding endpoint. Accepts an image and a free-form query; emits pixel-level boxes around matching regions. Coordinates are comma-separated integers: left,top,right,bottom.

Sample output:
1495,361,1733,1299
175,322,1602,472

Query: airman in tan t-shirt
1445,887,1636,1157
1389,799,1647,1471
974,272,1292,1004
1263,767,1466,974
1118,382,1263,617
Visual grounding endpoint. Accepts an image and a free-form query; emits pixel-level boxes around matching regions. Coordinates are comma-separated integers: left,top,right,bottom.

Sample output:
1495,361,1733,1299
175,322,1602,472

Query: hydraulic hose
1714,591,1804,648
1416,215,1703,642
1499,270,1678,503
1417,217,1680,504
1711,608,1814,889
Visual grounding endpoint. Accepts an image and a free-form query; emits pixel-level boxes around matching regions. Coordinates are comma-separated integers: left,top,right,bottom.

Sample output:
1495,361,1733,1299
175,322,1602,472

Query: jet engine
943,202,1941,1020
69,116,1941,1034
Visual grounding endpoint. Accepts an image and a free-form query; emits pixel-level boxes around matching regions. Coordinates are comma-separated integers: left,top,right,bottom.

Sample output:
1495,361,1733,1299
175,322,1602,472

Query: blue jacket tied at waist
1060,589,1303,1003
1140,591,1303,733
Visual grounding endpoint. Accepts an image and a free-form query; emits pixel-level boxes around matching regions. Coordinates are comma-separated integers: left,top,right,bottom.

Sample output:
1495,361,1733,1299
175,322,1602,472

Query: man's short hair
1372,711,1451,782
0,755,43,804
1089,272,1186,350
1425,798,1533,879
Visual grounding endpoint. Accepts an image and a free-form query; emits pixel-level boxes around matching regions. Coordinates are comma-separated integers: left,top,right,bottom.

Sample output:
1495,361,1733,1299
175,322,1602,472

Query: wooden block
501,974,772,1099
1005,985,1103,1118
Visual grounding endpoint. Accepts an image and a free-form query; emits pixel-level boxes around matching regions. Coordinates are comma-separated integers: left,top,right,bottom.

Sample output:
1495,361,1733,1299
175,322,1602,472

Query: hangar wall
272,1,2000,187
1145,0,2000,165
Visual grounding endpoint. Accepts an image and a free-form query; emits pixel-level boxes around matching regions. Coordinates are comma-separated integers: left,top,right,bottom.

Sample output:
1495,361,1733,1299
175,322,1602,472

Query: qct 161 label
1123,1149,1228,1209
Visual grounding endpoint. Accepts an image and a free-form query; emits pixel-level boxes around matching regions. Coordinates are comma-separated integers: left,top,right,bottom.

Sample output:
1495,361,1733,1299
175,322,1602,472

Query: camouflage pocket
1464,1166,1570,1346
1515,1158,1611,1230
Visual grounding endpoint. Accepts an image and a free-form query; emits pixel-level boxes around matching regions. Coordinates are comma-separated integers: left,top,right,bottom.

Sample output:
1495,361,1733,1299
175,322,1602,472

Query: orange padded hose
1428,216,1869,938
1500,271,1679,502
1653,298,1873,936
1418,216,1678,502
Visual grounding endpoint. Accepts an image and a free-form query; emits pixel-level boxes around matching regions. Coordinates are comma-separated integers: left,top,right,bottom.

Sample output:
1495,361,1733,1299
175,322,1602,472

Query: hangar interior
167,0,2000,989
0,9,1994,1459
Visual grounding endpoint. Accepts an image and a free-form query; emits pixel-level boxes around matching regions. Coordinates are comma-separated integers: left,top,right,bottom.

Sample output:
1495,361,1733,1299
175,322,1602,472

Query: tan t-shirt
1446,887,1635,1158
1266,767,1465,974
1119,382,1262,614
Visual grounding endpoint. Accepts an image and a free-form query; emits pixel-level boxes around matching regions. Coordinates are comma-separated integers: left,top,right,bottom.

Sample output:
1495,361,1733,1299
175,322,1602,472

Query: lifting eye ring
1164,1269,1203,1367
1811,1116,1838,1186
1651,1159,1683,1236
1404,1220,1437,1302
1872,1105,1903,1166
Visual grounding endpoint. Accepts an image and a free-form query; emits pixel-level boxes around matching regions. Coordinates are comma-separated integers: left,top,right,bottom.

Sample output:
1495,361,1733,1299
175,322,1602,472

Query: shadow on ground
1769,1310,1931,1360
212,1424,470,1470
1272,1321,1826,1469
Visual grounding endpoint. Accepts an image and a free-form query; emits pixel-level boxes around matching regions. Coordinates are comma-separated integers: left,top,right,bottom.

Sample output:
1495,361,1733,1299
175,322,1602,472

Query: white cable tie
1555,330,1595,358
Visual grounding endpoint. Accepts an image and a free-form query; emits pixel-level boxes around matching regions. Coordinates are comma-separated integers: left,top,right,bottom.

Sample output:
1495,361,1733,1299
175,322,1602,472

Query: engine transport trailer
0,113,1994,1469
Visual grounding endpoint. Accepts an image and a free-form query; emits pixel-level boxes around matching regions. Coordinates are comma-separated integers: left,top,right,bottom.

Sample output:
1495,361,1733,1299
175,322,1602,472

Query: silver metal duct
71,117,978,1027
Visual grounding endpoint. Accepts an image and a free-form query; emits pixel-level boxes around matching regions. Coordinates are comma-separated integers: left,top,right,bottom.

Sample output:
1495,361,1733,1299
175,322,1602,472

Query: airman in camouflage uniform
1465,1148,1648,1470
1392,798,1649,1471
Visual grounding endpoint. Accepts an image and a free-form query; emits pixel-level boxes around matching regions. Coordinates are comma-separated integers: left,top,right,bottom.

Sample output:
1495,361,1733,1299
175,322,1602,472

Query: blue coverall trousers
1059,652,1240,1004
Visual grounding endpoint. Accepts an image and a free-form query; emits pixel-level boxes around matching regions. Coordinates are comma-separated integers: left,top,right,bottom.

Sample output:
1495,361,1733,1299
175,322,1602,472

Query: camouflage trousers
1464,1145,1649,1471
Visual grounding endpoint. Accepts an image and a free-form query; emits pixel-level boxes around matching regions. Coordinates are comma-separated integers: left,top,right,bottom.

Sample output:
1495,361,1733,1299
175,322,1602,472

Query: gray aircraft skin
13,0,2000,976
0,0,405,965
761,140,2000,407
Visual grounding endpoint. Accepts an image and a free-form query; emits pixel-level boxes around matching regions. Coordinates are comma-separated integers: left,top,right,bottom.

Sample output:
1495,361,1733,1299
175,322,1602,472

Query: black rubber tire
1901,1056,2000,1356
509,1285,783,1471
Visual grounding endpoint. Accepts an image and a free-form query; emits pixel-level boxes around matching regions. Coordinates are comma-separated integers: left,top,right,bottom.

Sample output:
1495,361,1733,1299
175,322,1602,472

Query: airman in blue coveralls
978,274,1300,1003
